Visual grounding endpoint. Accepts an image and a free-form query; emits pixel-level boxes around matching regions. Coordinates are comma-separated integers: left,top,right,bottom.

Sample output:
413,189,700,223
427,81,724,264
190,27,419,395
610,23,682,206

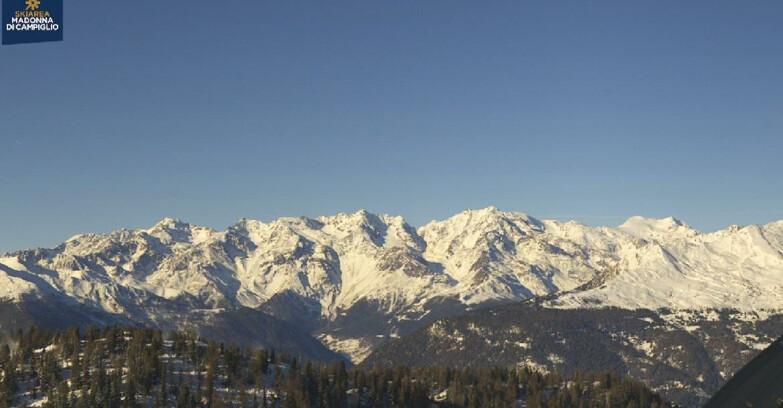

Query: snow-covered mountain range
1,207,782,362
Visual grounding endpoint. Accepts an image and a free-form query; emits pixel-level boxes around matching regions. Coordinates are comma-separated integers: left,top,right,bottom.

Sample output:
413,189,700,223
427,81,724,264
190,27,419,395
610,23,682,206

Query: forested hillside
363,303,783,407
0,326,673,408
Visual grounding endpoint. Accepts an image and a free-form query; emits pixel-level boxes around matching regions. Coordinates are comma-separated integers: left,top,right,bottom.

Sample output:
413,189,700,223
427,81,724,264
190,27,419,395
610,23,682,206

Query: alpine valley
2,207,783,406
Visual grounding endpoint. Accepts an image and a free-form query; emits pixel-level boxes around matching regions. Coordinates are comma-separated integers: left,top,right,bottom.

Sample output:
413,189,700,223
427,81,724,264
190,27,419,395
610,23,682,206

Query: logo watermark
2,0,62,45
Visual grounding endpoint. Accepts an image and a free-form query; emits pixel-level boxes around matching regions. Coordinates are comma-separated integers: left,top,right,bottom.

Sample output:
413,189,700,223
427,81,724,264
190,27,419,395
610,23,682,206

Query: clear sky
1,1,782,253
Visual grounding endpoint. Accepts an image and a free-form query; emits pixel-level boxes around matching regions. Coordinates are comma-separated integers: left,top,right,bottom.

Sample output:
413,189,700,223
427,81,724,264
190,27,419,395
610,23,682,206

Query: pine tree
176,384,191,408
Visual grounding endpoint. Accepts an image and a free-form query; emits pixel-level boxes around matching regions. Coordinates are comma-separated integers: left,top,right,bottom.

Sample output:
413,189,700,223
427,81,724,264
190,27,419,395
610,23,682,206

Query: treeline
0,325,675,408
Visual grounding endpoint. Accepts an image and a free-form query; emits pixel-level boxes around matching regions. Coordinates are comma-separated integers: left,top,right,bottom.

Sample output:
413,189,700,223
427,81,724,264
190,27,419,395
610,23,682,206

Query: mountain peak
617,215,699,240
317,209,409,230
146,218,196,244
153,217,189,230
422,206,543,233
464,205,501,215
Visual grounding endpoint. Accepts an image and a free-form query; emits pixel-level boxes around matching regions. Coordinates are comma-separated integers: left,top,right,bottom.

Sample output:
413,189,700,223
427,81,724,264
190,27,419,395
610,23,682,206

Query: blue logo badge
2,0,63,45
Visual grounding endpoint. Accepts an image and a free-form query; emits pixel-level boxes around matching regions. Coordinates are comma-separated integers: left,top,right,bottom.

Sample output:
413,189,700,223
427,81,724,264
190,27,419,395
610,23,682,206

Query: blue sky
1,1,782,252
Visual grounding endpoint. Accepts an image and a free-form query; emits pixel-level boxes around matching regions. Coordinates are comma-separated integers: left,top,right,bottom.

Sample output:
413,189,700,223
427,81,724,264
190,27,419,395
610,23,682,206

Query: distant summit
617,215,700,240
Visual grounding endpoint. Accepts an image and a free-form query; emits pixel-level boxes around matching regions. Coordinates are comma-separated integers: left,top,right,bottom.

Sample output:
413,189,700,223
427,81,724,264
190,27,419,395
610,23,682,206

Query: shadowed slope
703,338,783,408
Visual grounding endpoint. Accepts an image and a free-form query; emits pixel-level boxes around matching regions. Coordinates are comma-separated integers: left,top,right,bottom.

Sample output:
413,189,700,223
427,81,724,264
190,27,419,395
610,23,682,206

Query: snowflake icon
25,0,41,11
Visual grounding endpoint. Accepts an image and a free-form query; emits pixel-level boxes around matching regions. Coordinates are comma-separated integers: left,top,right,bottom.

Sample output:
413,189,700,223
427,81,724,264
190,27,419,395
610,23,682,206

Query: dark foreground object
703,338,783,408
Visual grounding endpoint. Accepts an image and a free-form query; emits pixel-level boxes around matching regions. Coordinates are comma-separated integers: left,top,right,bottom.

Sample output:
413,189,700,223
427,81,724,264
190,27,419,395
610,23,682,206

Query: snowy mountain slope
549,219,783,311
418,207,623,304
1,207,782,362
